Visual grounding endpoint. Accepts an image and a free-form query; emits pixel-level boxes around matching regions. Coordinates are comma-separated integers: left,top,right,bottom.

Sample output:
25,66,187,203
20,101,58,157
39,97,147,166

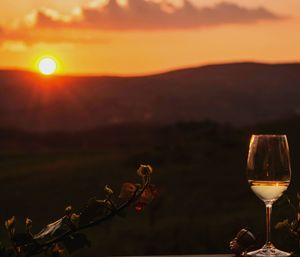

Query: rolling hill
1,62,300,131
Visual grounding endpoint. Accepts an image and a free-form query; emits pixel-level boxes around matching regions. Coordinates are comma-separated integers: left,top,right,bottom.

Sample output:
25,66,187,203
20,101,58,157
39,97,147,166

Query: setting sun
38,57,57,75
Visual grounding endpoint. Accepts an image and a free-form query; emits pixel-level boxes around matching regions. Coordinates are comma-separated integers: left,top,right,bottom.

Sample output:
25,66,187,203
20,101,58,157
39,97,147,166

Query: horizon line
1,60,300,78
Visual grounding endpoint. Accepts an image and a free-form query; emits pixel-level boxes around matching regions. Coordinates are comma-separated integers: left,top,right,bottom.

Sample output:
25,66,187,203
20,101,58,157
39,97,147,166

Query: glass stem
265,202,273,247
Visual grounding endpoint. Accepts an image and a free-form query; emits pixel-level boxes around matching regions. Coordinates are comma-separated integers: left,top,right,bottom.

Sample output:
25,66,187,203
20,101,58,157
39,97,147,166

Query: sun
38,57,57,75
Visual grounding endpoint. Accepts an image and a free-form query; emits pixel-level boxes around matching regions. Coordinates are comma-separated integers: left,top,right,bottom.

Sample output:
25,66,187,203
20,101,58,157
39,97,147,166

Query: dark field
0,119,300,256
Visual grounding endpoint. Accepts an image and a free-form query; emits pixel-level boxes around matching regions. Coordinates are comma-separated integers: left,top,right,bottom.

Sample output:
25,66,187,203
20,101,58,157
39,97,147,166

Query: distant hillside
1,62,300,131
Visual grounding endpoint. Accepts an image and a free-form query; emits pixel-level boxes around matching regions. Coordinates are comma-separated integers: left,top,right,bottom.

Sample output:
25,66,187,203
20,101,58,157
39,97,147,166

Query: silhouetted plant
275,194,300,255
0,164,156,257
230,194,300,256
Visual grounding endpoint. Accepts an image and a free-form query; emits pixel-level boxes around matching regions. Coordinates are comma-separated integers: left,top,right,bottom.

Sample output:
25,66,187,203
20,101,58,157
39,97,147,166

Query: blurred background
1,0,300,256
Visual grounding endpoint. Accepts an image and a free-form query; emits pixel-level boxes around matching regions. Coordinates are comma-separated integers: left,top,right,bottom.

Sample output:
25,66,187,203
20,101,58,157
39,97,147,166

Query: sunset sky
0,0,300,75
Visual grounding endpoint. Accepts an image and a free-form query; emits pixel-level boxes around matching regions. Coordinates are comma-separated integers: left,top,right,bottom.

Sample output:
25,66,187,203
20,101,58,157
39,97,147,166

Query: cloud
0,0,283,46
1,40,28,52
0,24,110,45
31,0,283,30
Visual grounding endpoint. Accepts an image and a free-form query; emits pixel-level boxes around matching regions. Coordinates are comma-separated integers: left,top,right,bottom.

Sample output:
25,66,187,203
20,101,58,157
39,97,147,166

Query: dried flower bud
230,229,256,256
65,206,73,217
119,183,137,200
5,216,16,230
26,217,32,229
104,185,114,196
137,164,153,177
135,202,145,213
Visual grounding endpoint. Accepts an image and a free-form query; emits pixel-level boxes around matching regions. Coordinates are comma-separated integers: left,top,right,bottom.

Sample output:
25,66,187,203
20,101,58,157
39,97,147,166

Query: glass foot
247,243,291,257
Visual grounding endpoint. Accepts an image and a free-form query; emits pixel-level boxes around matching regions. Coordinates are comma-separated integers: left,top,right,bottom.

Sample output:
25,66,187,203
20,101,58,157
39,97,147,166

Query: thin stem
14,170,152,257
40,175,151,249
265,203,273,246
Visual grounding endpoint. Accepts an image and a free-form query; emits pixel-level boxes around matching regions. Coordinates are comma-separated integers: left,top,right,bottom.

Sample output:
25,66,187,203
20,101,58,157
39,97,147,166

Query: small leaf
70,213,80,228
34,219,64,240
119,183,137,200
79,198,106,226
275,219,290,230
139,187,154,205
50,243,64,257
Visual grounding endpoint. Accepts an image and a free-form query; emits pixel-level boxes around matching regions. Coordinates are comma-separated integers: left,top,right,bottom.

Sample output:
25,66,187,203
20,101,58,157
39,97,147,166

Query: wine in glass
246,134,291,257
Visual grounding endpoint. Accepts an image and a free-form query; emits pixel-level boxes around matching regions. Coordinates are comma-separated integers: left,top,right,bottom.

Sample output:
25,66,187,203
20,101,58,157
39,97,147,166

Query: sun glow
38,57,57,75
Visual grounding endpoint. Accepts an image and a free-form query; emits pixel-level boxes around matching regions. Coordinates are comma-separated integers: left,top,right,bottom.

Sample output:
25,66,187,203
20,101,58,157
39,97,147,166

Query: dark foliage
0,165,155,257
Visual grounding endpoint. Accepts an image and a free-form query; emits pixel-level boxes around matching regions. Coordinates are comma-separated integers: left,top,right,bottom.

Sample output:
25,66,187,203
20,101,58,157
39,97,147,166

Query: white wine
246,135,292,256
249,180,289,202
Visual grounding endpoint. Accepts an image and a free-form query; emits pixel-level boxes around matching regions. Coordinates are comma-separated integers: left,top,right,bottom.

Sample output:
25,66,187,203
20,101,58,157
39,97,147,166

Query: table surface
110,254,235,257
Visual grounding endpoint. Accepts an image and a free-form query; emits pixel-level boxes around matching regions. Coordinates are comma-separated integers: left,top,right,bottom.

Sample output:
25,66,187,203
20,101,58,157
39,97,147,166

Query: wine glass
246,135,291,257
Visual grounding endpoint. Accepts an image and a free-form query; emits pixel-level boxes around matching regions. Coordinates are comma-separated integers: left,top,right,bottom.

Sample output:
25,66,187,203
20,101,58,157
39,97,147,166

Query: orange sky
0,0,300,75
